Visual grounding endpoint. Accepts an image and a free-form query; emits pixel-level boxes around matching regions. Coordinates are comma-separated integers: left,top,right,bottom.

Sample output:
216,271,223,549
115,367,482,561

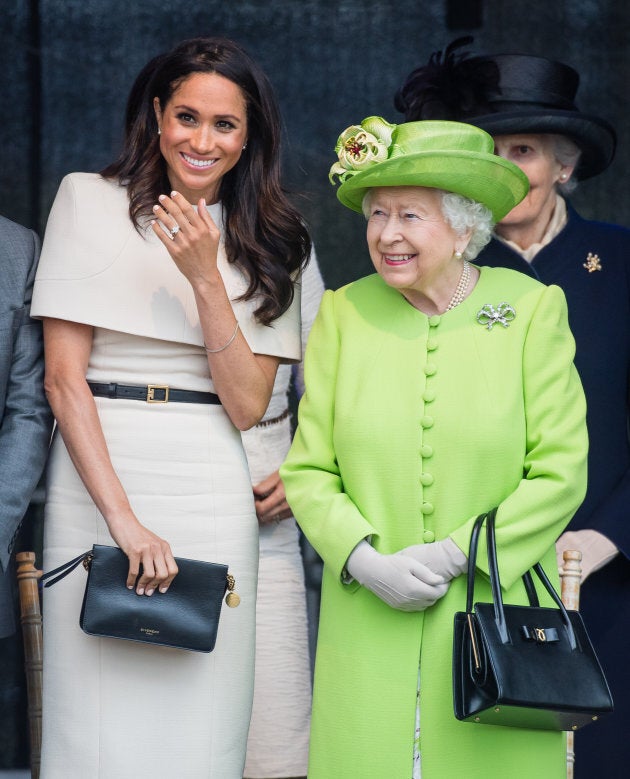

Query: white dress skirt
241,250,325,778
40,331,259,779
241,391,312,778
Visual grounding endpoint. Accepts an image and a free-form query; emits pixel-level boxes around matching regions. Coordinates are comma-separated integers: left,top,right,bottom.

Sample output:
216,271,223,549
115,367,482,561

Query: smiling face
365,186,469,307
492,134,572,247
153,71,248,204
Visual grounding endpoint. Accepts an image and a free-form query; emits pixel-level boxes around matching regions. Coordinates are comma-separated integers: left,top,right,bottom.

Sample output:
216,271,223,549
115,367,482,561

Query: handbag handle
466,510,540,608
465,509,577,649
465,510,491,613
40,550,92,588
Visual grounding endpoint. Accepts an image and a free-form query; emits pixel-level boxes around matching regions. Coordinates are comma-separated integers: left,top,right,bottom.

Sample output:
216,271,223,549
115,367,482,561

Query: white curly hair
439,192,494,260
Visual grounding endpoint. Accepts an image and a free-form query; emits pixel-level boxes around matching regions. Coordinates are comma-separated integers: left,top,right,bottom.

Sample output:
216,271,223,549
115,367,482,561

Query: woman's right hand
42,319,180,598
346,540,449,611
108,513,179,595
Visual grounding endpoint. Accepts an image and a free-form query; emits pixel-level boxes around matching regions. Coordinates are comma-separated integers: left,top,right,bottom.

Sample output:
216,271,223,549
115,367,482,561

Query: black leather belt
255,408,291,428
87,381,221,405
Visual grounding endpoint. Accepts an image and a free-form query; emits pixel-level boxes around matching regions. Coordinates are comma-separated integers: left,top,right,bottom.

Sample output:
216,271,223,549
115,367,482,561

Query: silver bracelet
204,322,240,354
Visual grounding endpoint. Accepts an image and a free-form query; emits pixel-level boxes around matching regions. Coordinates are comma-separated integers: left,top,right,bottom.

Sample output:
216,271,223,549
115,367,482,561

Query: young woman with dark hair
102,36,309,324
32,36,310,779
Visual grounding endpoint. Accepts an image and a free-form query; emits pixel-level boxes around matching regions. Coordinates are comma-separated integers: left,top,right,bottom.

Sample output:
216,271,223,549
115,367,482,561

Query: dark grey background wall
4,0,630,291
2,0,630,768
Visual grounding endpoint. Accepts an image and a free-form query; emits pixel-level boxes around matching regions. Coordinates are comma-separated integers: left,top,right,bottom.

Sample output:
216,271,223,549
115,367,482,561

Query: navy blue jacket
476,202,630,777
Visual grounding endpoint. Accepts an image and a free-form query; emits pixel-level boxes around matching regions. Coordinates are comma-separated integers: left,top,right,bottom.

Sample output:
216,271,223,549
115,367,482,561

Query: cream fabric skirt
40,396,258,779
241,414,312,777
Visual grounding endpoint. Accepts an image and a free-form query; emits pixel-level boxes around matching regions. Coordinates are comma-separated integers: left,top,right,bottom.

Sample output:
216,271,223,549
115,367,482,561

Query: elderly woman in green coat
280,118,588,778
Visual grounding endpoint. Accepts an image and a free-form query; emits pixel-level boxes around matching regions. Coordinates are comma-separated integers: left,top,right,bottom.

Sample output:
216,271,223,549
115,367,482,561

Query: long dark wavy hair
101,36,311,325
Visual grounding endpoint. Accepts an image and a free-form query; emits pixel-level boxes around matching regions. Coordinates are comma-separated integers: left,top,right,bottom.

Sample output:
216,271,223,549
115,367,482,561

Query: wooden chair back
560,549,583,779
16,551,43,779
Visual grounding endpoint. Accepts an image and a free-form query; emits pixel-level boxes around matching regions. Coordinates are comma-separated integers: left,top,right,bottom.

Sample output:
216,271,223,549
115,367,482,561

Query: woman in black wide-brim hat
396,38,630,778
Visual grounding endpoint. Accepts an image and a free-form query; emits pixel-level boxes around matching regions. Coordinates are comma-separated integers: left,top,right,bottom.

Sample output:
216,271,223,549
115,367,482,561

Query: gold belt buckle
147,384,169,403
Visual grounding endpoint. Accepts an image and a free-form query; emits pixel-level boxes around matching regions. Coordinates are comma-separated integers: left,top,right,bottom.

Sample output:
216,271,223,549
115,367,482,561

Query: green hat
329,117,529,221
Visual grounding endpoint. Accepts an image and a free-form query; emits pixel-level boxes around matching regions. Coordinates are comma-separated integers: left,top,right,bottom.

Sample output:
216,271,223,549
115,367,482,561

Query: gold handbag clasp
467,613,481,672
225,573,241,608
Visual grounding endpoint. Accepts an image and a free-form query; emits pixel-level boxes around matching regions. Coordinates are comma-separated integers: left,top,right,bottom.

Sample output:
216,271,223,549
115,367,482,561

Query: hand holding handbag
42,544,240,652
453,509,613,731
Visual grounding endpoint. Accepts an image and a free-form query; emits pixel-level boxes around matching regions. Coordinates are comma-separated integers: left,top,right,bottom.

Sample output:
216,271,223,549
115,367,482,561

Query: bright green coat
281,266,588,779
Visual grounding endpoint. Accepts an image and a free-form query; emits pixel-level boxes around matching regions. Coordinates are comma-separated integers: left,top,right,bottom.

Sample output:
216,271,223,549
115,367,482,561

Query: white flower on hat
329,116,396,184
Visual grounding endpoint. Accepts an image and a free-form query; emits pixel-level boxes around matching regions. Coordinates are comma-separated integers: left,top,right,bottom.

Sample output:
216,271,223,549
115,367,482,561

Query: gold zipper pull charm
225,573,241,607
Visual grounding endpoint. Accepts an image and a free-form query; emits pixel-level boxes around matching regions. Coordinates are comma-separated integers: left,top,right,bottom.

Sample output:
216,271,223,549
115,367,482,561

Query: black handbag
41,544,240,652
453,508,613,731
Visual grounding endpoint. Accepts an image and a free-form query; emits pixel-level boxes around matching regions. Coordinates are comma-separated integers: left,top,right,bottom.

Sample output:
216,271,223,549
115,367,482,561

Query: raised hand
151,191,221,286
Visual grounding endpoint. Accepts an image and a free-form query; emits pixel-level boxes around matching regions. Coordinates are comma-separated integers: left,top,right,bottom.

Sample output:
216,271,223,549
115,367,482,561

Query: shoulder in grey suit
0,214,53,638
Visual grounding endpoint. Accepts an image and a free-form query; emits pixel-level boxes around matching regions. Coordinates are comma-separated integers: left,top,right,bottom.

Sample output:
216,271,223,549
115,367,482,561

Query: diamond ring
169,225,180,238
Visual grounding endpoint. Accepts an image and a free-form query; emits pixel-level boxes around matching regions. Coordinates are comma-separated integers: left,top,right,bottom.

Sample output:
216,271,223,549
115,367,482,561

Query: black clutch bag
42,544,240,652
453,508,613,731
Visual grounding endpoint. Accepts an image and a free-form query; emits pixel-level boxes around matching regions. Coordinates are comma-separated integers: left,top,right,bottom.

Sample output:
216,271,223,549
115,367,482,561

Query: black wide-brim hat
458,54,616,180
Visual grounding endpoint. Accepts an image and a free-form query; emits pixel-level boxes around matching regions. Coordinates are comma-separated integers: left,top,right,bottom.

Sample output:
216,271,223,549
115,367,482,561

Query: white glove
398,537,468,581
346,540,449,611
556,529,619,582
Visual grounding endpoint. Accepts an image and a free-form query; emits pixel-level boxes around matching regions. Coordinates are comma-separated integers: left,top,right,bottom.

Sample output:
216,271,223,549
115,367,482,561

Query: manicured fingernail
137,587,144,595
153,205,159,211
159,195,166,201
127,585,133,590
146,588,154,597
171,190,178,197
159,586,168,594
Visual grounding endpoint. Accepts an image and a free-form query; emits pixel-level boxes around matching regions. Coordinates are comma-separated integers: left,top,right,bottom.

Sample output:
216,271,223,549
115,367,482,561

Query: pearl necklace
444,260,471,312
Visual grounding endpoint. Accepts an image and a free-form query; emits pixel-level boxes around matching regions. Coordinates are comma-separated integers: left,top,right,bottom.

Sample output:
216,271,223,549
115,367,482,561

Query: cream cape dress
31,173,301,779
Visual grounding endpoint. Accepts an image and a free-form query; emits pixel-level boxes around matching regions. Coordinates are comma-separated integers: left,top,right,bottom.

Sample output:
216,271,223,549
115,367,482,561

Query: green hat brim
337,150,529,222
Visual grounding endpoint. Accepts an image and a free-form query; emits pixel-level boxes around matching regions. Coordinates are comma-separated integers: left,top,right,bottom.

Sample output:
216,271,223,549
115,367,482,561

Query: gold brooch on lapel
583,252,602,273
476,303,516,331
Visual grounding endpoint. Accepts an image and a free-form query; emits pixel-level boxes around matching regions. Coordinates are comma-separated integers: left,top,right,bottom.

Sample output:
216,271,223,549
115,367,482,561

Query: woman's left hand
152,191,220,285
399,538,468,581
253,470,292,524
151,191,280,432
